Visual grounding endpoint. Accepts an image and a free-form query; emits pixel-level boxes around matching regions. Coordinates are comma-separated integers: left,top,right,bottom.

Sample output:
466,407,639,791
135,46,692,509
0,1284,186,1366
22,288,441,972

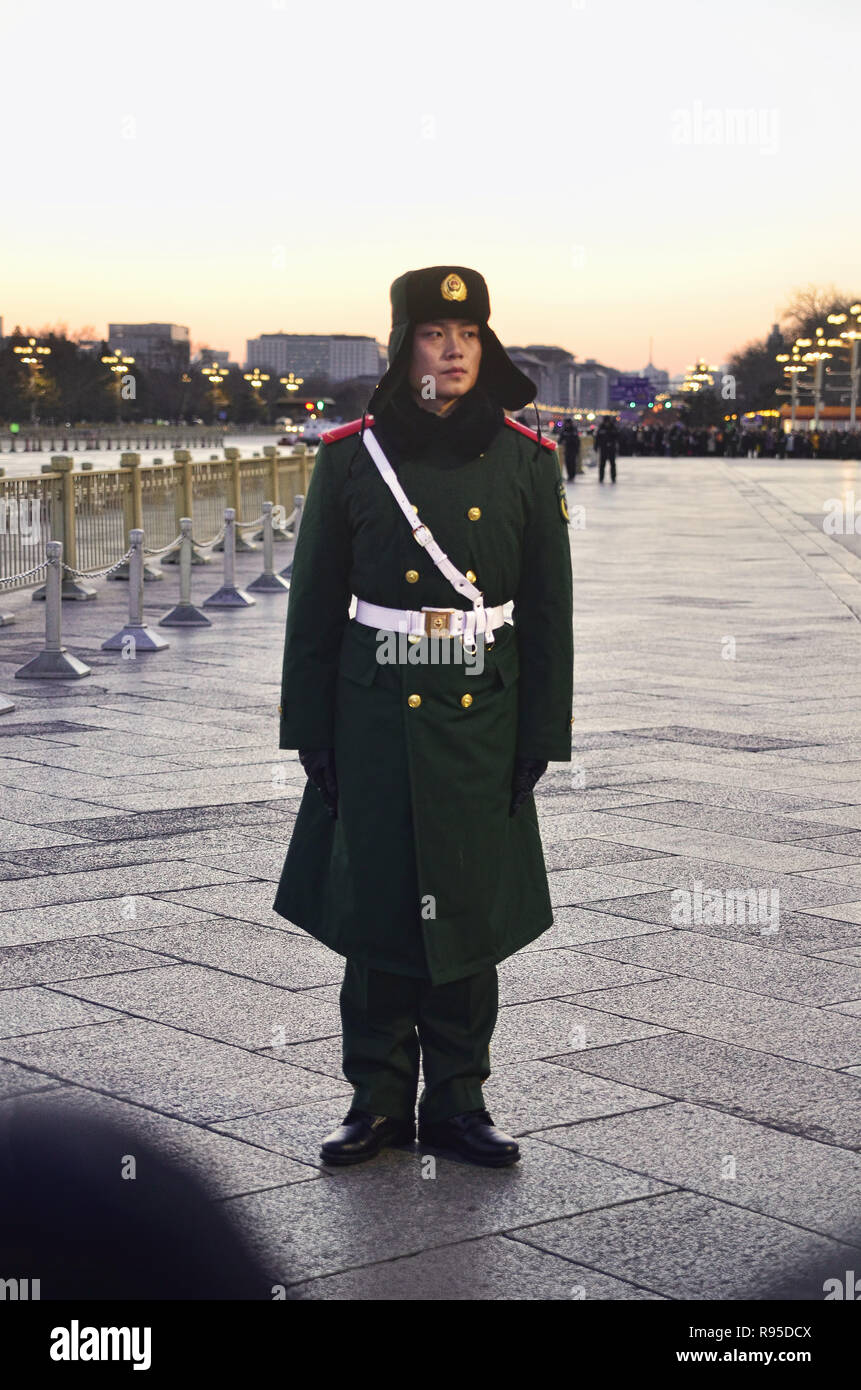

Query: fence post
15,541,91,679
214,448,256,552
259,446,291,541
109,455,164,582
248,502,290,593
31,458,97,601
102,530,169,652
163,450,209,565
203,509,255,608
280,494,304,580
160,518,211,626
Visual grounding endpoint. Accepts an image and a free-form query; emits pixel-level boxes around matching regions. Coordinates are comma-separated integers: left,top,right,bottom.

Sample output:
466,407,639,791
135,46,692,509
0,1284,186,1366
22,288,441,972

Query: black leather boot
319,1108,416,1165
418,1108,520,1167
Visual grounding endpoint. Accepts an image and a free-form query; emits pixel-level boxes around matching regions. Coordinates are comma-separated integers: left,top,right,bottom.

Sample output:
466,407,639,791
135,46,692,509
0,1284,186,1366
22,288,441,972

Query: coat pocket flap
492,634,520,687
338,635,382,686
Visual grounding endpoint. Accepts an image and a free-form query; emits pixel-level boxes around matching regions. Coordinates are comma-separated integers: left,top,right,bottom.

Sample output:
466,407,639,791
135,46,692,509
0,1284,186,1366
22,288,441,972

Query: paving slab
0,985,120,1038
536,1101,861,1243
482,1058,670,1135
152,880,302,930
50,962,341,1049
489,998,673,1064
286,1233,665,1300
0,827,281,879
0,860,247,911
579,854,861,908
521,906,667,947
0,1056,64,1100
0,1018,351,1123
0,936,170,988
111,920,341,989
574,931,861,1004
32,801,297,842
562,976,861,1068
508,1189,858,1300
551,1032,861,1149
0,1084,318,1198
496,947,667,1003
221,1137,673,1285
0,894,221,948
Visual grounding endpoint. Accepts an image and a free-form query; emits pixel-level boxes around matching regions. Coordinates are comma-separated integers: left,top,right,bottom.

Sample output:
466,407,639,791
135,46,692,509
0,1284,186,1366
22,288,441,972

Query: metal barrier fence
0,498,303,712
0,444,314,593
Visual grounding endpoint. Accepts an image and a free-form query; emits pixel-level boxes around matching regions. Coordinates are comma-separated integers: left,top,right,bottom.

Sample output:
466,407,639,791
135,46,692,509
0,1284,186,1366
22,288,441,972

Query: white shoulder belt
356,427,507,649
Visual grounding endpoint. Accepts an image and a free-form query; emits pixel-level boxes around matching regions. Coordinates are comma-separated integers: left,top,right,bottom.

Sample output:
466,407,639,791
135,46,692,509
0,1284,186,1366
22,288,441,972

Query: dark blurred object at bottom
0,1102,272,1299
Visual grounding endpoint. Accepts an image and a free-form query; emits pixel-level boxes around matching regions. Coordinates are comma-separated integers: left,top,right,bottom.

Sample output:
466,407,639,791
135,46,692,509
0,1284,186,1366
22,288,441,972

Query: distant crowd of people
550,417,861,464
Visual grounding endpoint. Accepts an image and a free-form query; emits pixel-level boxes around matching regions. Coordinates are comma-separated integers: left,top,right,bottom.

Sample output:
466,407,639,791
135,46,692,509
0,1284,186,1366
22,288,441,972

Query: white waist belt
354,598,508,645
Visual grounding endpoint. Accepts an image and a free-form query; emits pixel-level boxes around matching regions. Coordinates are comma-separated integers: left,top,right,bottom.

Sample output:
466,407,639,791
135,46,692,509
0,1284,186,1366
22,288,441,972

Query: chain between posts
59,547,136,580
0,505,295,590
0,561,50,587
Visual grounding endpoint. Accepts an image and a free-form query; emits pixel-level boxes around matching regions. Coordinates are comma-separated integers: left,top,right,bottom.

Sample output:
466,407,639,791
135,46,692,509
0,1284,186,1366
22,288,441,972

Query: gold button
465,569,476,583
408,634,422,644
461,693,473,708
408,694,422,708
412,504,419,512
278,704,282,714
467,506,481,521
405,569,419,583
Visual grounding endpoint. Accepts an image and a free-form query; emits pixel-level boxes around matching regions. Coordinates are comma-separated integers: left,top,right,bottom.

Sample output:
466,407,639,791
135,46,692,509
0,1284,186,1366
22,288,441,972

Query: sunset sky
1,0,858,376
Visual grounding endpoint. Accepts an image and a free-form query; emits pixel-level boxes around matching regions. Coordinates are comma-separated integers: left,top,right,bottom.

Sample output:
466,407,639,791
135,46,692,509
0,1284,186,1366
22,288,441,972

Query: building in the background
641,360,670,389
765,322,784,355
246,333,383,382
507,346,578,408
108,323,191,372
0,316,3,344
506,348,552,403
575,359,613,410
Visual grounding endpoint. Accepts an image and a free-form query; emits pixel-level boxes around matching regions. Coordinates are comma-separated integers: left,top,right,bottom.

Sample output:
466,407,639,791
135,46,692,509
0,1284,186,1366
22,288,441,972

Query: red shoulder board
504,417,557,449
321,415,374,444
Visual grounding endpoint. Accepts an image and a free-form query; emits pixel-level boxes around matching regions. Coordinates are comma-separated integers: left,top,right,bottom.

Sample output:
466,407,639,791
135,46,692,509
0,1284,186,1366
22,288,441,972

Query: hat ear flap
477,326,536,412
367,323,414,414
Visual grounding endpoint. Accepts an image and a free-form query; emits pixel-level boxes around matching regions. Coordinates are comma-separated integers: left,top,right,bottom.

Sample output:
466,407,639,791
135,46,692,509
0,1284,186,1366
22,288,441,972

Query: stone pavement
0,453,860,1301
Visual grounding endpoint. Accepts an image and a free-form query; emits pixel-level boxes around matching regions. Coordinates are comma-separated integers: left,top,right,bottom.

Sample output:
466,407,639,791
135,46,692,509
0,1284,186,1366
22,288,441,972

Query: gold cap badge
441,272,467,302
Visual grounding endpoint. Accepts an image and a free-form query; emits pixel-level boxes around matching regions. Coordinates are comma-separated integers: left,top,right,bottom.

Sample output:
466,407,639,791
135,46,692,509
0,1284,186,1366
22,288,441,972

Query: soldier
559,417,581,481
274,265,574,1168
595,413,619,483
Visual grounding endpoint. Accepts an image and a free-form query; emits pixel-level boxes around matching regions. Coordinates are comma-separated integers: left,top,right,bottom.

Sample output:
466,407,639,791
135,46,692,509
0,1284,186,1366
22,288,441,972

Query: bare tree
780,284,859,340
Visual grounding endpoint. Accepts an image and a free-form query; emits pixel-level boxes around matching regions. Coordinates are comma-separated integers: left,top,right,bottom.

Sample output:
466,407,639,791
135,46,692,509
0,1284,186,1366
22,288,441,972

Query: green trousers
339,960,499,1124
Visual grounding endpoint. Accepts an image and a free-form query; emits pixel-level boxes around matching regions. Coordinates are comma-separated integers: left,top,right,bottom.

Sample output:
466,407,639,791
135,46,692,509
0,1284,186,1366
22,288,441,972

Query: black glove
298,748,338,819
509,757,548,816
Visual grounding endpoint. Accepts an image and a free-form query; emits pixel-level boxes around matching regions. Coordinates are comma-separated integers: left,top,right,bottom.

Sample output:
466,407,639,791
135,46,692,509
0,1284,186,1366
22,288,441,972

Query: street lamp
101,349,136,423
826,306,861,428
202,362,229,420
776,343,812,429
243,368,270,420
14,336,52,422
279,372,304,393
243,368,270,391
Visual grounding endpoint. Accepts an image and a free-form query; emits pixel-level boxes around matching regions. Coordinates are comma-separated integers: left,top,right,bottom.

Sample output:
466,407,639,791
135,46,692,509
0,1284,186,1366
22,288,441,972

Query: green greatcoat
273,417,574,986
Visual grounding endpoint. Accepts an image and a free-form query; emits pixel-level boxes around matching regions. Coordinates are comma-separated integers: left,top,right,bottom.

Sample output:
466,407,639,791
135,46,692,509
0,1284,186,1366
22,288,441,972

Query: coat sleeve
511,444,574,762
278,443,352,750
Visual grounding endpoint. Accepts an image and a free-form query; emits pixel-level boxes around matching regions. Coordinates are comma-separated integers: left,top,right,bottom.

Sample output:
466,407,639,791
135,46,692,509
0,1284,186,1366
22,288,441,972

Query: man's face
407,319,482,405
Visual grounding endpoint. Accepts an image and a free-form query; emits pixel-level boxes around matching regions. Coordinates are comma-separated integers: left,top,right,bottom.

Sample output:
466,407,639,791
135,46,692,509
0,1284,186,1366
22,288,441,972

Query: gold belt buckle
421,606,456,637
